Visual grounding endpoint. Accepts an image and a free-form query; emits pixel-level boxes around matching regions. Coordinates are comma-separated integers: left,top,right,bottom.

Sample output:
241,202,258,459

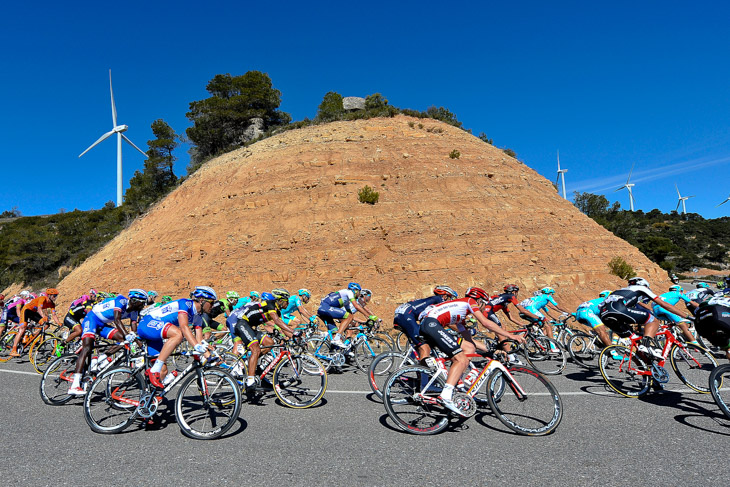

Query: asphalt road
1,356,728,487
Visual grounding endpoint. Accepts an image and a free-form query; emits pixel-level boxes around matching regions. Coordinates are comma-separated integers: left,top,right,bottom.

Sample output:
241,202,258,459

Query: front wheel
383,365,449,435
709,363,730,420
524,336,566,375
0,331,18,363
84,367,143,434
486,366,563,436
175,368,241,440
273,353,327,408
598,345,651,397
31,336,63,374
39,353,78,405
368,351,416,400
567,332,600,369
670,343,717,393
354,336,392,372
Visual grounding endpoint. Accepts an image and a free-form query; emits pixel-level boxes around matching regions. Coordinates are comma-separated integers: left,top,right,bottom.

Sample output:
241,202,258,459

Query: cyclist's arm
652,297,692,319
177,312,200,347
514,304,541,321
352,300,372,317
112,309,130,339
473,309,525,343
268,312,295,337
296,304,312,320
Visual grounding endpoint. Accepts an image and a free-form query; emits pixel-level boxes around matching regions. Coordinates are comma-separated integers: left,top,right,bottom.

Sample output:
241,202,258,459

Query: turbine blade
687,195,696,199
675,183,681,198
675,201,681,212
557,150,561,171
614,185,625,193
718,198,730,207
79,130,115,157
109,69,117,127
627,162,635,183
121,134,148,157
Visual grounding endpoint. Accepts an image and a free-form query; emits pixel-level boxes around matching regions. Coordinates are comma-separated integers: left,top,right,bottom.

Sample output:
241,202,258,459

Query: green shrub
478,133,493,145
503,148,517,158
358,185,379,205
608,257,635,279
449,149,461,159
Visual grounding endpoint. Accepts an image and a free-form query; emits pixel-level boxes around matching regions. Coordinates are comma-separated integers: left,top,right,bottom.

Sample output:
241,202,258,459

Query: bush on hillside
608,256,635,279
358,185,379,205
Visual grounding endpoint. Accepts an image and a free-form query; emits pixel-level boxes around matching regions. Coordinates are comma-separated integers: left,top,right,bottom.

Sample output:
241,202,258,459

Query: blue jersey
90,295,134,324
528,294,558,310
281,295,303,316
577,297,604,315
234,298,249,309
320,289,357,312
143,299,199,327
395,295,443,317
656,291,692,307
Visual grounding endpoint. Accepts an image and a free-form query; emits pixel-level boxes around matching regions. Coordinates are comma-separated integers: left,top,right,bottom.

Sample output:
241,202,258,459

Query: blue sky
2,1,729,217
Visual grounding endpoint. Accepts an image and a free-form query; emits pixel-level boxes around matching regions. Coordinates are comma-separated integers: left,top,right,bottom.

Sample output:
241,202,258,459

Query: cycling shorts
599,302,653,338
695,304,730,349
575,308,603,329
233,319,265,347
652,306,687,324
523,305,545,319
317,305,349,329
21,309,45,326
137,316,174,356
419,317,462,358
81,314,121,341
5,307,19,324
393,308,424,349
64,313,82,330
486,311,502,327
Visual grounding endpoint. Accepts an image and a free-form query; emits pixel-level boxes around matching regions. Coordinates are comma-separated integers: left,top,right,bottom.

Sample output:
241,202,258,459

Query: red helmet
465,287,488,301
0,293,5,301
504,284,519,293
433,286,458,299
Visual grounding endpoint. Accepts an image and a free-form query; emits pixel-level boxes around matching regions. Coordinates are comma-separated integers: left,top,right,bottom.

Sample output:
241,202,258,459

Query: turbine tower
675,184,695,215
79,70,147,207
615,163,636,211
556,150,568,199
718,194,730,207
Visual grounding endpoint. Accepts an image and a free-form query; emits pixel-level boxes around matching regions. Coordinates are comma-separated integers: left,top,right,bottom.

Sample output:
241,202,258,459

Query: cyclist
421,287,526,415
147,290,158,306
393,285,458,362
599,277,693,359
59,292,97,350
280,289,315,329
9,289,60,358
0,294,5,336
136,286,216,389
687,282,715,311
198,298,228,342
324,283,374,347
2,294,27,336
721,276,730,296
68,289,147,395
486,284,542,328
519,287,571,346
652,284,700,344
695,295,730,360
231,289,297,391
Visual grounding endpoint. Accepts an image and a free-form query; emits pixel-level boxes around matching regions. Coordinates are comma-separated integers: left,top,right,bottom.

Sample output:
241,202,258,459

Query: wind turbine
675,184,695,215
79,70,147,207
555,150,568,199
615,163,636,211
718,194,730,207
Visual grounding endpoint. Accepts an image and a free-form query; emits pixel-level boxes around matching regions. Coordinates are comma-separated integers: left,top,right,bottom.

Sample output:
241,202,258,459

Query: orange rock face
56,116,669,320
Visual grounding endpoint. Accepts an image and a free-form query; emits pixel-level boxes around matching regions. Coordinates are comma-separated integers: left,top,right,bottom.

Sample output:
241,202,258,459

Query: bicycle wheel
273,353,327,408
670,343,717,393
368,351,416,400
217,352,248,385
0,331,18,362
39,353,78,405
395,331,409,352
31,336,63,374
84,367,144,434
175,368,241,439
486,366,563,436
524,336,566,375
383,365,449,435
354,336,392,372
567,333,600,369
171,341,195,371
709,364,730,420
598,345,651,397
305,337,339,372
374,332,395,349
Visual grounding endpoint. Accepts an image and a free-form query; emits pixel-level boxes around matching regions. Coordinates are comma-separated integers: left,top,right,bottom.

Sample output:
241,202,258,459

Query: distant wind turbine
79,70,147,207
718,194,730,207
674,184,695,215
614,163,636,211
556,150,568,199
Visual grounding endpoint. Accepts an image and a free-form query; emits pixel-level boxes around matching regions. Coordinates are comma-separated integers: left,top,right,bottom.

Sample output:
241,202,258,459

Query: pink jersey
7,297,26,310
424,297,481,330
71,295,92,307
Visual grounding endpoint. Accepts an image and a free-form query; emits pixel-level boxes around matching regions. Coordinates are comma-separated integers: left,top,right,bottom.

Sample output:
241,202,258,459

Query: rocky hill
55,115,670,319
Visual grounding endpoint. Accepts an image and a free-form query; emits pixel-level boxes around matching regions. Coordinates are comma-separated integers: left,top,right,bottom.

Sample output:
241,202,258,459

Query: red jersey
424,297,485,330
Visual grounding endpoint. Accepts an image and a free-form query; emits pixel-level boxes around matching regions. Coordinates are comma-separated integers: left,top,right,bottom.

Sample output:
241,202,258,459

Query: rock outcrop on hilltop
56,116,669,319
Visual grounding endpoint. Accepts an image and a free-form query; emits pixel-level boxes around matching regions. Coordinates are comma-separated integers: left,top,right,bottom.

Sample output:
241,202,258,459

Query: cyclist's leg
10,309,33,355
420,318,467,400
394,312,429,362
233,319,263,388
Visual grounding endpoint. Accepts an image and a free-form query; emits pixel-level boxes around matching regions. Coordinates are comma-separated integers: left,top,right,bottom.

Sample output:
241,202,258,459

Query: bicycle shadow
377,413,472,435
640,389,730,435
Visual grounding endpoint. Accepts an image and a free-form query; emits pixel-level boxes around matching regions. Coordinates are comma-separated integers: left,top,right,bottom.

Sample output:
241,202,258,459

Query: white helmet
628,277,650,289
19,290,30,299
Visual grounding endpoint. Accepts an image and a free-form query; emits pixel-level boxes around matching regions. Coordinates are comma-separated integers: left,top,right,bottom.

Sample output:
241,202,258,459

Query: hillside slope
56,116,669,315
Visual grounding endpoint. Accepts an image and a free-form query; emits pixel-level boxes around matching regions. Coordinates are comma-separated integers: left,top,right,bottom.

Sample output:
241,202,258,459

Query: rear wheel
354,336,392,372
84,367,143,434
670,343,717,393
709,363,730,420
0,331,18,362
524,336,566,375
567,332,600,369
368,351,416,400
305,337,339,372
39,353,78,405
395,331,409,352
273,353,327,408
383,365,449,435
175,368,241,440
216,352,247,386
598,345,651,397
31,336,63,374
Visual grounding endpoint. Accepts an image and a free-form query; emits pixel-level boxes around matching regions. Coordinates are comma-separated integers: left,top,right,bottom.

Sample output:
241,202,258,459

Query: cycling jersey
424,297,483,332
137,299,201,355
686,288,714,305
281,295,303,317
68,296,94,320
488,293,519,313
575,298,606,328
20,296,56,325
393,295,444,348
599,285,659,337
577,298,604,314
237,300,279,329
525,294,558,311
695,296,730,349
318,289,357,328
91,295,136,323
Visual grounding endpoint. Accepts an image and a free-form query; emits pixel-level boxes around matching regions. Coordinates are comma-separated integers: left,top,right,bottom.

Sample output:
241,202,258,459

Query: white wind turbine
615,163,636,211
79,70,147,207
717,194,730,207
556,150,568,199
674,184,695,215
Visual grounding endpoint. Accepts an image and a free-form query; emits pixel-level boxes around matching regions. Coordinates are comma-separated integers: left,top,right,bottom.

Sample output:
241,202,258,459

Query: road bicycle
598,325,717,398
709,363,730,419
84,348,241,439
306,317,391,372
382,354,562,436
510,322,567,375
0,320,63,364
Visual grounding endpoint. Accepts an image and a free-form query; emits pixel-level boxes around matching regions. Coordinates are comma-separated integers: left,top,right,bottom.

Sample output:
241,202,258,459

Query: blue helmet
348,282,361,293
541,287,555,295
147,290,158,298
697,282,710,289
250,291,260,299
128,289,148,303
298,289,311,298
192,286,217,301
261,292,276,301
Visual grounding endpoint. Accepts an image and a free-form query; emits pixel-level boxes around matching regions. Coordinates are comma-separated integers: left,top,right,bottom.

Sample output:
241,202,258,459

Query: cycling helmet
434,286,458,299
128,289,148,302
0,294,5,301
192,286,217,301
250,291,261,299
161,295,173,304
669,284,683,293
88,289,97,299
541,287,555,295
226,291,240,299
147,290,158,298
627,277,650,289
598,290,612,298
272,288,291,300
465,287,489,301
360,289,372,300
670,274,680,284
697,282,710,289
503,284,519,294
19,290,30,299
261,292,275,302
348,282,362,293
725,276,730,287
298,289,311,298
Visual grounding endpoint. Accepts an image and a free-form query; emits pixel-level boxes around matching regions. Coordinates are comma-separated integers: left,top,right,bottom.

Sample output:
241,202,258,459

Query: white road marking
0,368,38,377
